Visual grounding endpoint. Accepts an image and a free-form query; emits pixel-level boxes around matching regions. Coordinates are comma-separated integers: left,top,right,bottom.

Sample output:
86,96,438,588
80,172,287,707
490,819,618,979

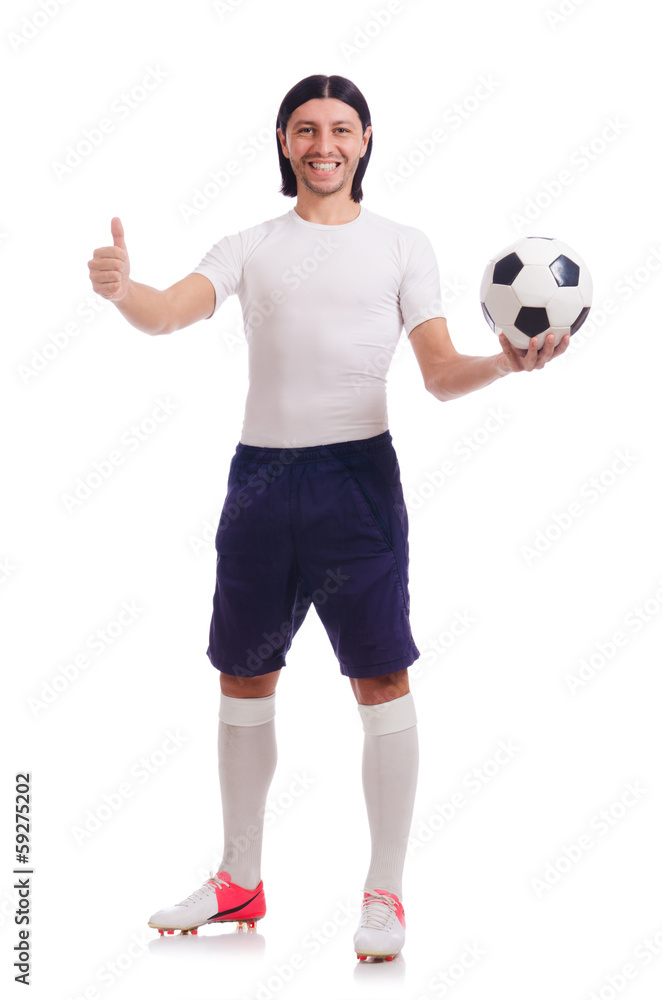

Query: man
88,74,568,961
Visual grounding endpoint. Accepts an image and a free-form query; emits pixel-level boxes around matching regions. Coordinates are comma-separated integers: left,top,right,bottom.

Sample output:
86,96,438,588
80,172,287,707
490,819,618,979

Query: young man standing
88,74,567,961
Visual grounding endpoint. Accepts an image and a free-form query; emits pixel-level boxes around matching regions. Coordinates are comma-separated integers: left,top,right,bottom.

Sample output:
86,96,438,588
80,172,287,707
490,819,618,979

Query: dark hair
276,75,372,203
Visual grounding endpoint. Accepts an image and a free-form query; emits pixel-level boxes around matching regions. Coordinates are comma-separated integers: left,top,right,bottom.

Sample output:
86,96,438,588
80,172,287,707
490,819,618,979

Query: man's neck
293,197,362,226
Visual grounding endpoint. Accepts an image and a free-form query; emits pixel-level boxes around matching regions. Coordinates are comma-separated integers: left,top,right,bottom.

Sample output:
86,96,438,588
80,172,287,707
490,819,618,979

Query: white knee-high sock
357,692,419,900
218,692,277,890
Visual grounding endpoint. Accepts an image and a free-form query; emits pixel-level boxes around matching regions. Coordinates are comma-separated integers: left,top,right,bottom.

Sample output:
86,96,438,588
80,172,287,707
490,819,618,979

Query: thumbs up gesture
88,217,131,300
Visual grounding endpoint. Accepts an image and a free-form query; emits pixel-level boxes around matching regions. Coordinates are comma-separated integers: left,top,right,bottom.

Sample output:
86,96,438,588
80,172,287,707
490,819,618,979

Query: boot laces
176,871,230,908
361,891,397,930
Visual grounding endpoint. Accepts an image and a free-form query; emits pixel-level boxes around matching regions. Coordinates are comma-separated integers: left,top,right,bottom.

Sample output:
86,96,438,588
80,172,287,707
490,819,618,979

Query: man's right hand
88,217,131,300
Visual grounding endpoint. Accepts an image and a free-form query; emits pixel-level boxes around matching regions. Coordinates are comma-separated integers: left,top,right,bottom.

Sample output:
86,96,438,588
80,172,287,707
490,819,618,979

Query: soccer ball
480,237,592,350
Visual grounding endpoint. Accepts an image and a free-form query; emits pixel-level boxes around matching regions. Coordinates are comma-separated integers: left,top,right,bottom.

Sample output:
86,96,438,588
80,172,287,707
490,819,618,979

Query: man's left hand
496,331,570,374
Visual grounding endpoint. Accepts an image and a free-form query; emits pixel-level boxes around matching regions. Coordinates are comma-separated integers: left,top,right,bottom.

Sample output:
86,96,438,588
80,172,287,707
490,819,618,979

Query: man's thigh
293,435,420,679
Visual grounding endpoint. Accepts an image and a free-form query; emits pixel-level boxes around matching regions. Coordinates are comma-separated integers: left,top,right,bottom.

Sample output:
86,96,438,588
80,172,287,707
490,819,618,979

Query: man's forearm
113,279,171,336
425,352,509,402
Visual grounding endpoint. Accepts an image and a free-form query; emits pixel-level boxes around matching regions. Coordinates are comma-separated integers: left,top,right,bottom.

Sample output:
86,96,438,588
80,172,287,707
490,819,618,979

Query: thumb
111,216,127,251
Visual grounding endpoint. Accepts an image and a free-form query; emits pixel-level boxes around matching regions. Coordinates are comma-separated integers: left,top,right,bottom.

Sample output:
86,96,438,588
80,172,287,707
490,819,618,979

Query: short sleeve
191,233,243,318
399,229,445,335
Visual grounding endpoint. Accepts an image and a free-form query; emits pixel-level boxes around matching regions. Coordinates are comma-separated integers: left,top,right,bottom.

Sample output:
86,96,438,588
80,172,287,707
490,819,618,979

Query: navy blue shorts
207,430,420,679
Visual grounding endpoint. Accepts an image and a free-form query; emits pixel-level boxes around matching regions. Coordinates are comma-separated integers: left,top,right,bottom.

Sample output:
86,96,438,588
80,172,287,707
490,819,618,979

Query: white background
3,0,661,998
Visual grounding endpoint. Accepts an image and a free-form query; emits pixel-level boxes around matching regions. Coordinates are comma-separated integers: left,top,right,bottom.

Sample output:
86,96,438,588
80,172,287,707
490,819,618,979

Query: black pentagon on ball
571,305,591,334
481,302,496,332
515,307,550,336
550,254,580,287
493,253,524,285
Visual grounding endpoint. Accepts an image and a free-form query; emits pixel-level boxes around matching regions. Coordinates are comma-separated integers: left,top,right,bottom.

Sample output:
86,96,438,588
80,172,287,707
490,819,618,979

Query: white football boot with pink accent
148,870,265,935
353,888,406,960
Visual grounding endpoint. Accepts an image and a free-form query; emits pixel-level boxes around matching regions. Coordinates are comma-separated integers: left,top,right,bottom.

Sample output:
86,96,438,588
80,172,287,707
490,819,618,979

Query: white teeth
310,162,339,171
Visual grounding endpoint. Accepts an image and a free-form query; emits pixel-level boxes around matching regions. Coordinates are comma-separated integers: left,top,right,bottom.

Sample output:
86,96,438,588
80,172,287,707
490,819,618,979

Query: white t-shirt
192,204,444,447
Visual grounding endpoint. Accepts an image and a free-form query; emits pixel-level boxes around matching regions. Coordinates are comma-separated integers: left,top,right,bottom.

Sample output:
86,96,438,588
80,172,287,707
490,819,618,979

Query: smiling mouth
307,161,341,174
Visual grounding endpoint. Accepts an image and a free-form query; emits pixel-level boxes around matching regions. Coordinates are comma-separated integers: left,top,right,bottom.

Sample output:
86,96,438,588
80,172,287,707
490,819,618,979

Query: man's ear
277,127,289,158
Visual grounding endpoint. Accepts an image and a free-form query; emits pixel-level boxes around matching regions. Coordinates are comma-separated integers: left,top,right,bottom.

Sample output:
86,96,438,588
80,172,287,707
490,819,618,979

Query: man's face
277,98,372,198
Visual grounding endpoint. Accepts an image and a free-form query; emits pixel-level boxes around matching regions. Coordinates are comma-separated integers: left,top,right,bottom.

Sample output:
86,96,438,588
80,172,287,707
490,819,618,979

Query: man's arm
114,274,215,335
88,217,216,335
408,317,570,401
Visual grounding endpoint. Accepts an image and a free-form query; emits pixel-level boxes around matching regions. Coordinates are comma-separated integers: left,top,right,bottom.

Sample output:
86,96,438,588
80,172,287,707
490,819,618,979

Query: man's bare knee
220,670,281,698
349,668,410,705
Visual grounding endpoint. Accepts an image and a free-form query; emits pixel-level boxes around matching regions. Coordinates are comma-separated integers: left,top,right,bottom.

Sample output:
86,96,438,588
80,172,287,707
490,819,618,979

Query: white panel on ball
515,237,561,266
484,284,521,327
479,260,496,302
512,265,559,308
500,325,535,350
547,287,584,328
